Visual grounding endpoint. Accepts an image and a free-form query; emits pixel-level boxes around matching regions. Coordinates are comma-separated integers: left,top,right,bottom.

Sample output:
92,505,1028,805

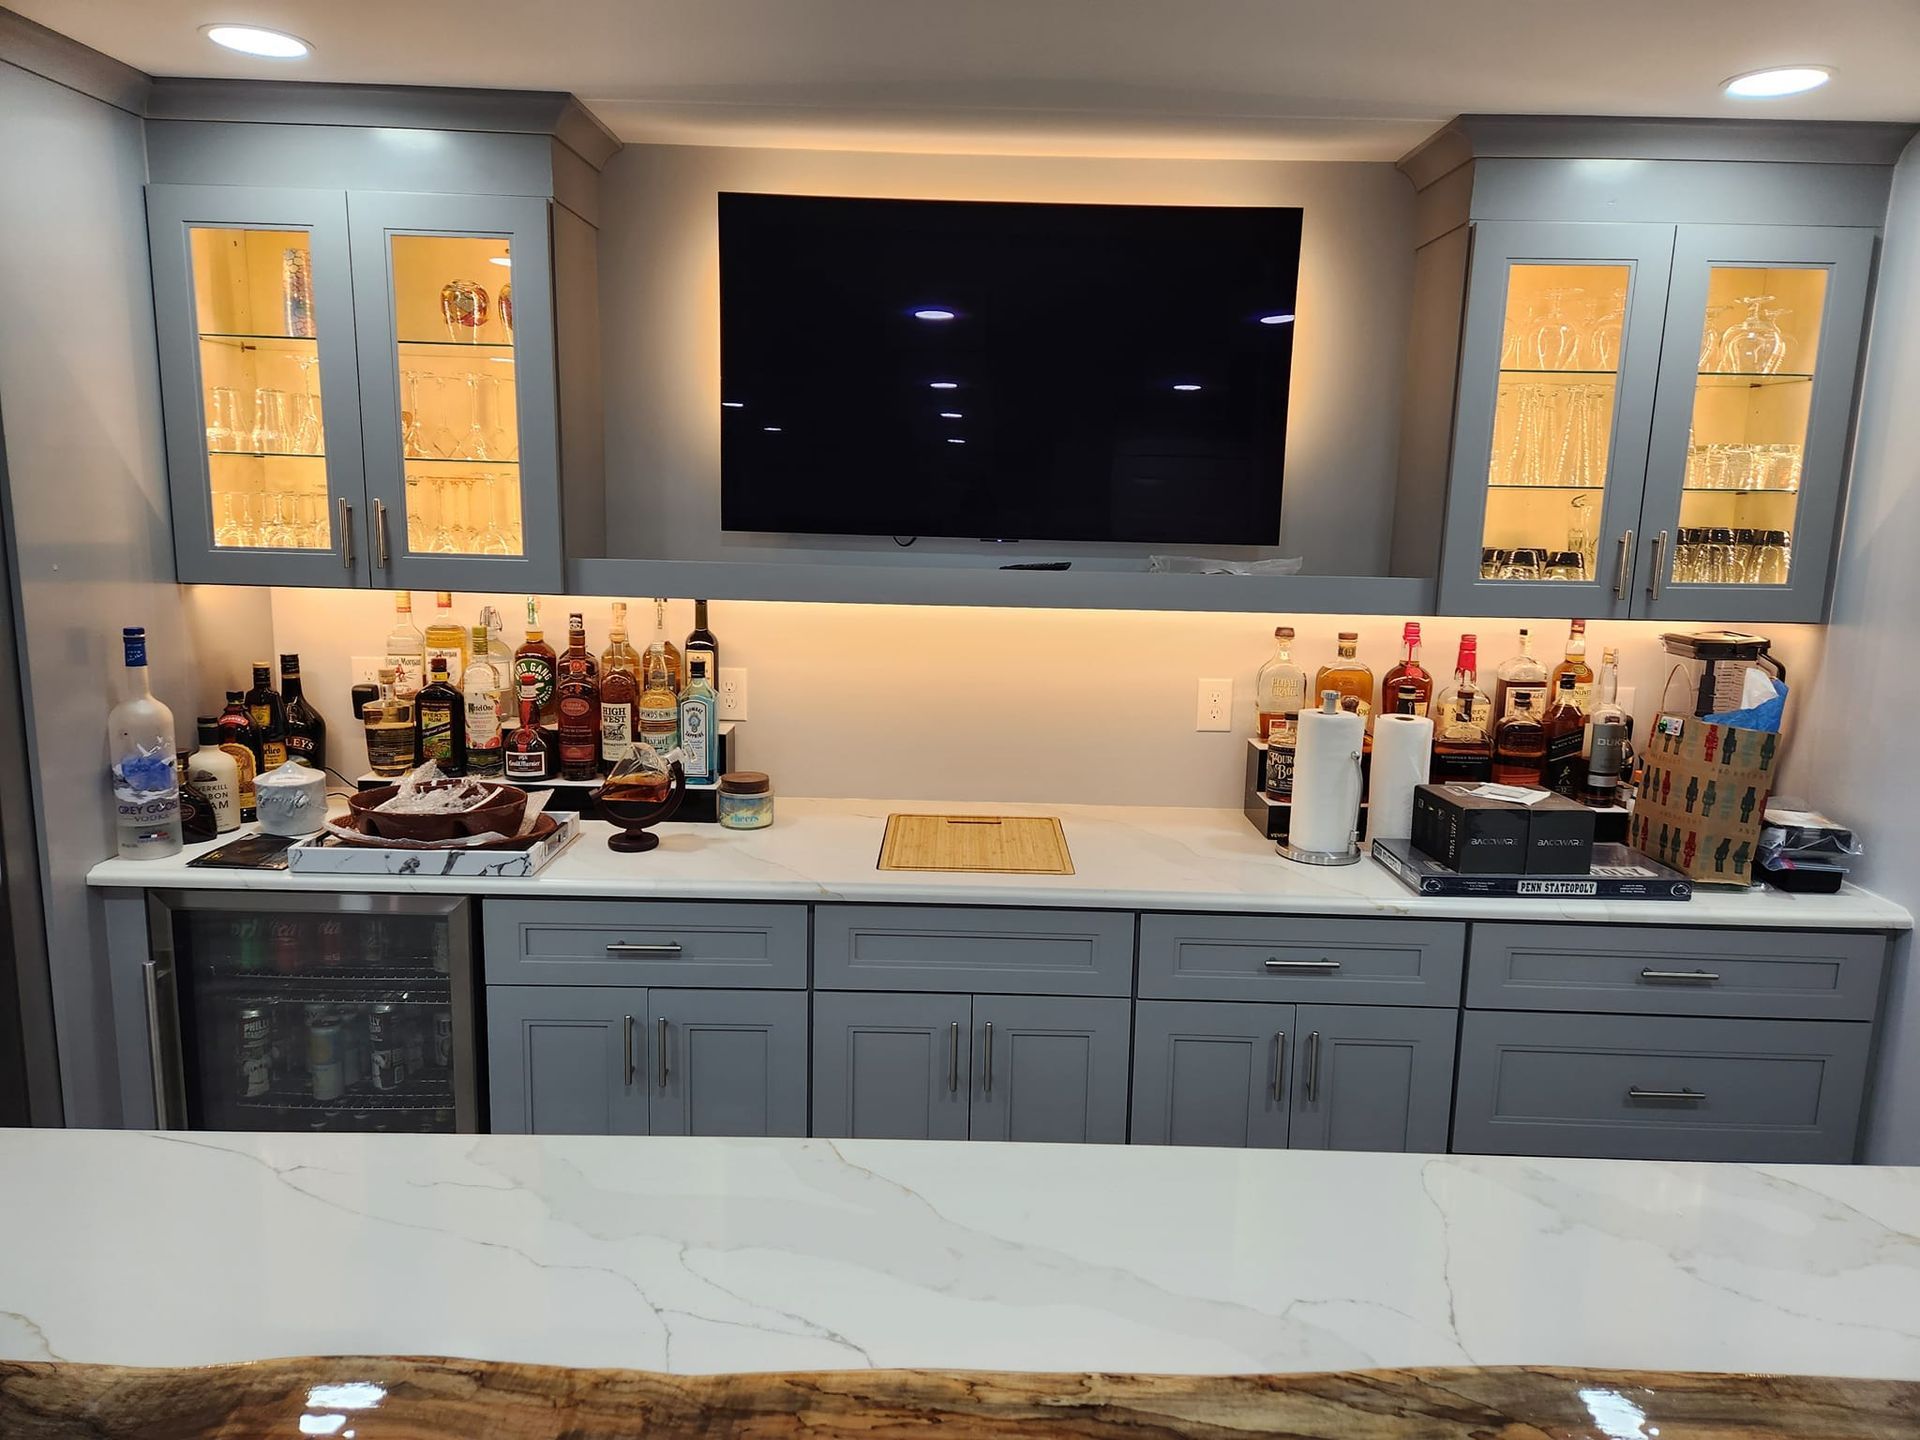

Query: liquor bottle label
465,693,502,747
1586,721,1626,788
284,733,318,765
679,697,713,781
1544,729,1584,793
600,702,634,762
638,704,677,748
420,703,455,764
259,739,288,770
515,656,555,707
426,646,465,686
1570,683,1592,715
1502,683,1546,718
220,743,258,817
386,653,422,697
1262,736,1296,799
505,746,547,780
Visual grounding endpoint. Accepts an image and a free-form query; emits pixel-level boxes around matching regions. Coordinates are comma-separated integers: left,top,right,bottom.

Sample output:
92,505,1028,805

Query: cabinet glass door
1640,226,1873,622
1440,222,1674,617
350,192,562,590
147,186,369,585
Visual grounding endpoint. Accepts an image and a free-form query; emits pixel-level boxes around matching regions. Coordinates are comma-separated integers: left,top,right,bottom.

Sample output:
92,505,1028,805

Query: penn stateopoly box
1630,712,1780,886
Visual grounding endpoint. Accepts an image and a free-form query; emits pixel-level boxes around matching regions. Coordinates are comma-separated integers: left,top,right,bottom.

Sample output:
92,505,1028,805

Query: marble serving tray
286,815,580,877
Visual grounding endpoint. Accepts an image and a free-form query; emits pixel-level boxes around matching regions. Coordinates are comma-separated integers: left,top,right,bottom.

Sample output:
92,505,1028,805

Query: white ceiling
17,0,1920,160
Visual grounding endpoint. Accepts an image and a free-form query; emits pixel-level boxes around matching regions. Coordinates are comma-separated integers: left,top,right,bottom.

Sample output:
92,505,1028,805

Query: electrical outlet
350,655,385,685
717,667,748,721
1196,677,1232,731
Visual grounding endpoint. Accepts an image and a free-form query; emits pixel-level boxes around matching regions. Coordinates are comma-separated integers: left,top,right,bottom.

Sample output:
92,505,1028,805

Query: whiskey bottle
514,596,558,732
1492,690,1547,786
385,590,427,699
685,599,719,686
414,657,466,774
504,678,553,782
1584,647,1629,807
1430,635,1493,783
215,691,259,821
423,590,470,686
1493,627,1548,720
678,654,719,784
187,718,241,834
1254,626,1306,739
1541,671,1585,796
176,756,220,843
245,662,289,771
599,602,642,772
1379,621,1432,718
647,597,683,694
637,646,680,753
557,613,602,780
1548,618,1594,717
461,624,509,779
279,654,326,772
1314,631,1374,735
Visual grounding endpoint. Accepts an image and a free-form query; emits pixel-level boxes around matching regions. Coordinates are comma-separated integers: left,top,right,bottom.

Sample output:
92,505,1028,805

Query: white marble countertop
1,1130,1916,1377
85,797,1909,929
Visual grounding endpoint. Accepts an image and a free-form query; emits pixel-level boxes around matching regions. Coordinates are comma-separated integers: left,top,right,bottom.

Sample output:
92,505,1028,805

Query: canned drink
430,924,450,975
403,1009,426,1072
310,1059,344,1102
270,917,304,973
306,1014,340,1068
316,917,346,968
369,1004,406,1091
238,1006,270,1098
232,917,265,973
431,1010,453,1068
359,916,388,970
339,1011,365,1090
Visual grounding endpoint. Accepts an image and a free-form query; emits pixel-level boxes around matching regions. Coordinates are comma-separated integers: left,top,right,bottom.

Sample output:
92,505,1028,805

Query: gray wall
1798,137,1920,1163
597,143,1416,576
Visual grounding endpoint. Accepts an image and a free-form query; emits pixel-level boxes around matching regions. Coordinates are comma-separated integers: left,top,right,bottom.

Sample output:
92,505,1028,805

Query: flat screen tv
718,193,1301,546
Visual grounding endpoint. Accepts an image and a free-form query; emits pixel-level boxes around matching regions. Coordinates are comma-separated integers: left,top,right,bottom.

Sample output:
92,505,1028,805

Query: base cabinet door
649,989,808,1137
812,992,971,1140
1131,1000,1294,1148
970,995,1131,1144
1290,1004,1457,1154
487,985,646,1135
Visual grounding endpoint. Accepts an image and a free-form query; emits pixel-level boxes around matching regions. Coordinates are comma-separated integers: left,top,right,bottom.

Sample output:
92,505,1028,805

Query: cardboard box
1412,784,1529,875
1526,792,1597,874
1630,712,1779,886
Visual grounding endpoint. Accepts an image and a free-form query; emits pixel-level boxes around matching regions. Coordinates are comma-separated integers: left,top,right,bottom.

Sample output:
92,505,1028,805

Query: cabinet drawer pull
657,1016,670,1089
983,1020,993,1097
1628,1087,1706,1103
338,499,354,569
1614,528,1635,601
606,941,683,956
1305,1030,1321,1103
948,1021,959,1094
623,1014,636,1088
1640,968,1720,983
372,499,390,568
1647,530,1668,601
1271,1031,1286,1103
1265,957,1341,971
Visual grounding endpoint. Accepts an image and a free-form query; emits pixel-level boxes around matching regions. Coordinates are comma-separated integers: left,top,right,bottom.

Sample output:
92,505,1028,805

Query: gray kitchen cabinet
1131,1000,1294,1148
1289,1004,1456,1153
812,991,971,1140
1138,913,1464,1007
969,995,1132,1144
813,905,1134,997
648,989,809,1138
483,898,809,989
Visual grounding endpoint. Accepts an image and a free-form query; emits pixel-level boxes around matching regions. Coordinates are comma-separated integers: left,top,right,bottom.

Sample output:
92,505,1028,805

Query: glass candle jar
718,771,773,830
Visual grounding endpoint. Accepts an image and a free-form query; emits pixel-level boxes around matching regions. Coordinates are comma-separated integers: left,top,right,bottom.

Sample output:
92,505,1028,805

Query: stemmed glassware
289,353,323,455
250,388,287,454
206,387,243,453
1530,289,1584,369
1586,293,1625,370
460,373,493,461
1717,295,1785,374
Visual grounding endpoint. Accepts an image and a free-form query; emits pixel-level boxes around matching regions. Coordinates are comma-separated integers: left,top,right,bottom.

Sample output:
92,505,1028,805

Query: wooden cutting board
877,814,1073,874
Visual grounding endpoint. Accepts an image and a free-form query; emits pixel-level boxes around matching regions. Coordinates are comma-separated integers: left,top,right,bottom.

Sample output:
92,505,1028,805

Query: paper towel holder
1277,745,1364,867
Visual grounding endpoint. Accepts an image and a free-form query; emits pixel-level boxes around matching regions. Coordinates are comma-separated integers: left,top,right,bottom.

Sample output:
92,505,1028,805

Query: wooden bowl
348,780,528,842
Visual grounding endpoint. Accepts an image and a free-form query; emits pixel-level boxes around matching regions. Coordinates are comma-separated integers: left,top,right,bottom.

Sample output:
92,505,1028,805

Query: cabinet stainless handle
142,959,172,1129
623,1014,635,1087
1305,1030,1321,1103
1629,1087,1706,1102
1265,957,1341,971
372,498,390,568
983,1020,993,1097
657,1016,670,1088
1641,968,1720,983
337,499,354,569
607,941,683,955
1272,1031,1286,1103
948,1021,960,1094
1647,530,1668,600
1614,528,1636,601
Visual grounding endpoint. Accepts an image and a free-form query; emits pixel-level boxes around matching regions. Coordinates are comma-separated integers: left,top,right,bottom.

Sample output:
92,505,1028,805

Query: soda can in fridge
431,1010,453,1068
237,1006,271,1099
368,1004,407,1091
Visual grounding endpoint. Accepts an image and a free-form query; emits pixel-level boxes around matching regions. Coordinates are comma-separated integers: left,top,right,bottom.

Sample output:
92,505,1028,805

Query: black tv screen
718,193,1301,546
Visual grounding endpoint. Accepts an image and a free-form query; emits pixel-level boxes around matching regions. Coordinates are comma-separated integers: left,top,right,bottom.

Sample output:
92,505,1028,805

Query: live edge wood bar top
2,1359,1915,1439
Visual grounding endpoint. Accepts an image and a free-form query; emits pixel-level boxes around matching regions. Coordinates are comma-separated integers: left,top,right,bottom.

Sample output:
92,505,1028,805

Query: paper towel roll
1289,696,1366,855
1368,712,1434,843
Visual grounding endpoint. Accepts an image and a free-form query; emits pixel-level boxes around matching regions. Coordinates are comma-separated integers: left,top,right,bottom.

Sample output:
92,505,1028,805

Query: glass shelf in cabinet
207,449,327,461
1680,485,1799,495
403,456,519,467
1486,482,1604,491
198,332,321,347
1693,371,1814,387
1497,368,1620,378
396,337,514,351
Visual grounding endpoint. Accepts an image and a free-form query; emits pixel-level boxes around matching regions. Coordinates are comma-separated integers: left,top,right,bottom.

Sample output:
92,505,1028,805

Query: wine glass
425,375,462,459
1587,292,1625,370
1719,295,1782,374
1762,307,1795,374
1501,300,1541,367
251,388,288,454
290,353,324,454
460,372,492,461
214,493,248,547
206,386,242,453
485,375,517,460
1532,289,1583,370
477,473,516,555
401,371,425,458
1698,304,1734,370
429,475,460,553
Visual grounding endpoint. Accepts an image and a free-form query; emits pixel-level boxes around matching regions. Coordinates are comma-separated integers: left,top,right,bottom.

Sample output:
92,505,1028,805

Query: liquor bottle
1430,635,1493,782
504,677,553,782
1314,631,1374,735
599,602,642,772
514,596,558,732
477,603,515,675
647,597,683,694
363,667,416,778
1542,671,1586,796
1492,690,1547,786
187,718,241,833
1254,626,1306,739
423,590,470,685
685,599,719,687
462,624,509,779
414,656,466,774
1549,618,1594,717
679,654,719,784
1379,621,1432,718
246,662,289,771
215,691,259,822
557,612,601,780
279,654,326,772
637,646,680,753
1493,627,1549,720
176,756,220,843
108,627,182,860
385,590,427,699
1584,647,1630,807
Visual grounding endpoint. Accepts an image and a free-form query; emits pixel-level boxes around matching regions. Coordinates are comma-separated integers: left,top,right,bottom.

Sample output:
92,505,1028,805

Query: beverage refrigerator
143,893,479,1132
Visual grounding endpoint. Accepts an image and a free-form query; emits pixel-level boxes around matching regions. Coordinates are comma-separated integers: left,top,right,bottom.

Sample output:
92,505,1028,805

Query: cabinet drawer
813,906,1134,996
1466,924,1887,1021
482,900,808,988
1138,914,1464,1006
1453,1011,1869,1163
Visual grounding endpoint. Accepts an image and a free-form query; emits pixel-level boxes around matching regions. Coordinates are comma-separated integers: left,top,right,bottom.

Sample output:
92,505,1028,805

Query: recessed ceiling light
946,437,966,444
202,24,311,58
763,425,782,433
939,411,963,419
912,308,957,321
721,401,745,408
1259,312,1296,326
1723,65,1831,99
929,381,959,390
1172,383,1202,392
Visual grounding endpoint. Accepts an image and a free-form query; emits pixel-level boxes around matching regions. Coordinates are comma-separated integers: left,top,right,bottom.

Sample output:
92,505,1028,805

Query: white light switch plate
717,667,748,721
1196,678,1232,731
